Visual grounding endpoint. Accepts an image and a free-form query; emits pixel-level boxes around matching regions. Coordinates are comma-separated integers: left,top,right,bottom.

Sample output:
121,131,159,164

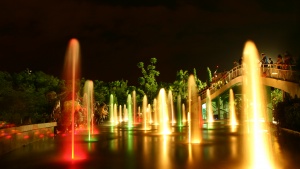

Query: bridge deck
200,64,300,102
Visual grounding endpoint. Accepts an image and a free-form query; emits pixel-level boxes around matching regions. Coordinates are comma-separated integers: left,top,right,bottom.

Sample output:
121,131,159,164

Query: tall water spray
229,89,238,126
187,75,201,143
168,91,176,125
177,95,182,126
142,95,148,130
114,104,118,125
119,105,123,122
157,88,171,134
109,94,114,124
148,104,152,124
182,103,186,125
133,91,137,124
63,38,80,159
242,41,273,168
123,104,128,122
127,94,133,128
198,96,203,127
153,99,158,125
206,89,214,122
83,80,94,141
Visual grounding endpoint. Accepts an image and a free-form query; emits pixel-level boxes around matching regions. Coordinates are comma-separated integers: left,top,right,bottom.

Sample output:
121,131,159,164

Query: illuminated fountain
229,89,238,126
62,38,83,160
83,80,94,141
133,90,137,124
242,41,274,168
182,103,187,125
109,94,114,124
123,104,128,122
187,75,201,143
198,96,203,127
113,103,118,125
168,90,176,126
177,95,183,126
137,106,141,123
206,89,214,122
127,94,133,128
119,105,123,123
142,95,149,130
3,39,298,169
148,104,153,124
157,88,171,134
153,98,158,125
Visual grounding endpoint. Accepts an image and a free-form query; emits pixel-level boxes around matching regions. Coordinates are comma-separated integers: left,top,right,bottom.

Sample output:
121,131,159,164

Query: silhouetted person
268,58,273,67
260,53,268,67
238,56,243,65
276,54,283,69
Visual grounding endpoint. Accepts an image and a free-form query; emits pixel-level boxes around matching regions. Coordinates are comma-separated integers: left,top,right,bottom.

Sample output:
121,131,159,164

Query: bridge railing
200,64,299,100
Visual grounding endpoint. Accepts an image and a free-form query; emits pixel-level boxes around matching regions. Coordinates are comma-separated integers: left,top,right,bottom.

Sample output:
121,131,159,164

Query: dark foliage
274,97,300,132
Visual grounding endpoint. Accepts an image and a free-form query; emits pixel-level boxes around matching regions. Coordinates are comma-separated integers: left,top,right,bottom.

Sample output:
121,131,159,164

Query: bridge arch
200,65,300,103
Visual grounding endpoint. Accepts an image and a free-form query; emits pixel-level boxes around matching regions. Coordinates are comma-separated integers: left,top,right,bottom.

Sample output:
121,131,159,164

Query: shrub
274,97,300,132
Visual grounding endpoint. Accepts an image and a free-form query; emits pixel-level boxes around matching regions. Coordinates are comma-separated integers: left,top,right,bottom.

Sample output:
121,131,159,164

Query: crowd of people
233,51,296,70
260,52,295,69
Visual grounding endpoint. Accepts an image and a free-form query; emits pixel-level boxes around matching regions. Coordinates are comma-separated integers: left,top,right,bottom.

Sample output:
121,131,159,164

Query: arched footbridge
200,64,300,103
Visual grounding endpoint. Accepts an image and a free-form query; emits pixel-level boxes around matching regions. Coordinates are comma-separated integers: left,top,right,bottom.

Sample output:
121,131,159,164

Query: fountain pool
0,122,299,169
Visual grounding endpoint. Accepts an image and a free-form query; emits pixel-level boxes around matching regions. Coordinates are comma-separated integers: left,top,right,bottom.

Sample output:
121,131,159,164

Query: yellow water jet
242,40,273,169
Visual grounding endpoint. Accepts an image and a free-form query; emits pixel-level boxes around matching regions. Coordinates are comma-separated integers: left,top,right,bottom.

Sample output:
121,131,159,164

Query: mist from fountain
187,75,201,143
198,96,203,128
133,90,137,124
123,104,128,122
229,89,238,126
63,38,80,159
118,105,124,123
177,95,182,126
182,103,187,126
127,94,133,128
109,94,114,124
83,80,94,141
168,91,176,126
242,40,274,168
142,95,149,130
206,89,214,122
148,104,153,124
157,88,171,134
153,99,158,125
114,103,118,125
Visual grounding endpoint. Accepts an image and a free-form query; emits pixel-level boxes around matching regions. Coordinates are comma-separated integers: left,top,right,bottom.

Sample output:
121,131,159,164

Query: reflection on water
0,123,299,169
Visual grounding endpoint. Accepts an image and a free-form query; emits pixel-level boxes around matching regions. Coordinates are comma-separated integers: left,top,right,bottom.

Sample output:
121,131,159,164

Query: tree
0,71,13,96
137,58,160,103
173,69,189,102
94,80,109,104
271,88,283,108
207,67,212,86
193,68,207,92
0,70,64,125
108,80,129,106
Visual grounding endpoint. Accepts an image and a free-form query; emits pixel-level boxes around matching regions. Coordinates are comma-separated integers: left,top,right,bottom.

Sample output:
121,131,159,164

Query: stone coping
0,122,57,137
281,127,300,136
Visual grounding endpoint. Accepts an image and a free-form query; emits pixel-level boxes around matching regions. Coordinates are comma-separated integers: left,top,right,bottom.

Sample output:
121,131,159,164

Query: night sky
0,0,299,85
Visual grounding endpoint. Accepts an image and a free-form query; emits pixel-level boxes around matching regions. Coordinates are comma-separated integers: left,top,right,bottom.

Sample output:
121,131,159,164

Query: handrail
199,64,299,100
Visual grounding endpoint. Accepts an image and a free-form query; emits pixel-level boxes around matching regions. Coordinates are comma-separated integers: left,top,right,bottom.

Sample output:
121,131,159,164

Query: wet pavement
0,121,299,169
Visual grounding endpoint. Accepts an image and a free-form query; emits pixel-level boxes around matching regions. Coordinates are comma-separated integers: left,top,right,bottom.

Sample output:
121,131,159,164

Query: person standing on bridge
260,53,268,67
268,57,273,67
275,54,283,69
238,56,243,65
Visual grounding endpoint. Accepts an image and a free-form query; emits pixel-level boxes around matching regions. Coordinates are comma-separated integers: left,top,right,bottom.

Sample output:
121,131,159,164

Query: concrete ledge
281,127,300,136
0,122,57,155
